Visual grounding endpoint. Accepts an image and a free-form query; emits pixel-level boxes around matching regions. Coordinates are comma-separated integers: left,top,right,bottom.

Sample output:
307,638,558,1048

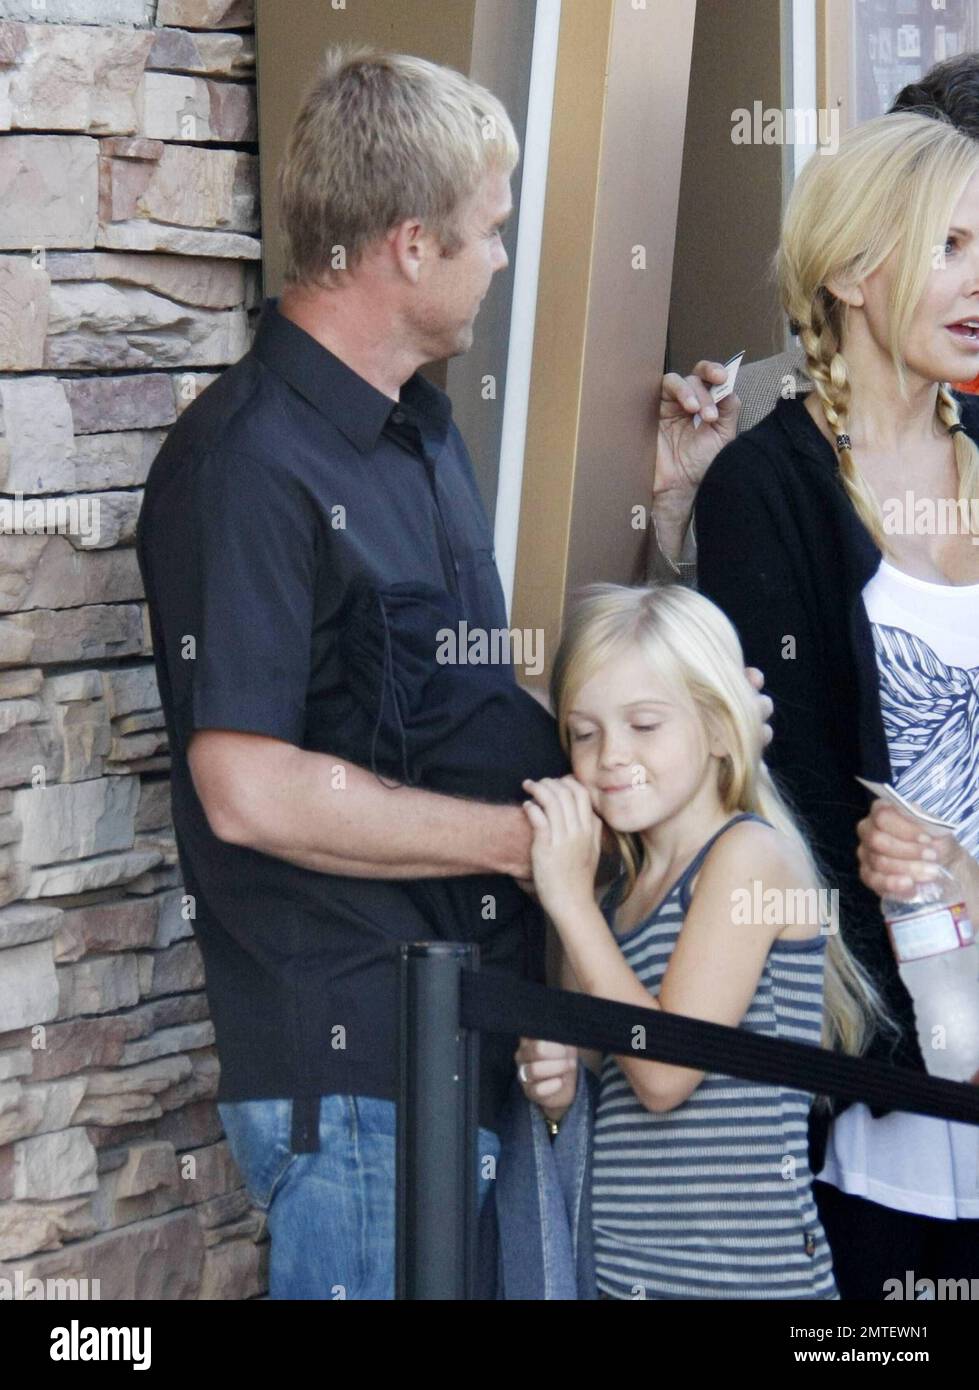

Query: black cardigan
695,393,979,1145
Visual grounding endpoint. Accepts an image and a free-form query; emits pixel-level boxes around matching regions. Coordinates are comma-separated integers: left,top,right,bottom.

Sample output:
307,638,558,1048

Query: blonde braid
798,295,887,546
936,384,979,538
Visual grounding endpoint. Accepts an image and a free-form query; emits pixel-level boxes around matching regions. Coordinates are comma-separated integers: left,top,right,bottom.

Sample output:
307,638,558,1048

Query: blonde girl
517,582,887,1300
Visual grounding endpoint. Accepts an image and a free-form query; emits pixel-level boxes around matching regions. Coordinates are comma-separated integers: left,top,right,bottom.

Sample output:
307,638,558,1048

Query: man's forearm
221,742,532,881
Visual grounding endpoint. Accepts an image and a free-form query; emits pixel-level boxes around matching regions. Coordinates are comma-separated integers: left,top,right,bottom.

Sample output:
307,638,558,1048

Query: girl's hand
521,775,603,921
515,1036,579,1121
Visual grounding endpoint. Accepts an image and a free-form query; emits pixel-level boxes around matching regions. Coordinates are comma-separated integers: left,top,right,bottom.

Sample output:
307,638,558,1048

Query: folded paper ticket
855,777,957,832
693,349,745,428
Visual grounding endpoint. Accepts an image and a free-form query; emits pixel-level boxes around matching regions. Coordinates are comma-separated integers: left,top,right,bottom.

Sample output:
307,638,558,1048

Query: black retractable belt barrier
398,947,979,1300
461,972,979,1126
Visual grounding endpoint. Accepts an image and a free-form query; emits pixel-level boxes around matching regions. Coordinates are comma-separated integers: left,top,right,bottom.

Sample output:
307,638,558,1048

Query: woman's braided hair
796,288,883,539
778,113,979,548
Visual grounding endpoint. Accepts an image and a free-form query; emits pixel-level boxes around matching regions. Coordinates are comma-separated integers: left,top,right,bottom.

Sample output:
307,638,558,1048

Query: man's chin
443,339,471,360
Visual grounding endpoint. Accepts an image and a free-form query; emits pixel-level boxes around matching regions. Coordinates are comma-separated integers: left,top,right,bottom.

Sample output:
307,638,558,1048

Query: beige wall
669,0,787,374
512,0,697,678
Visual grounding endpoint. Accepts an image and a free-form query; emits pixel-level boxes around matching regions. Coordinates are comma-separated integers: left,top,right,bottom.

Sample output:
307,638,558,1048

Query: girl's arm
557,939,603,1078
524,776,811,1113
513,903,606,1123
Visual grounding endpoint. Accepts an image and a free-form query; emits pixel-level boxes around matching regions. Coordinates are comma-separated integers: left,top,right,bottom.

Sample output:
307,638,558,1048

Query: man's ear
389,218,429,284
823,275,864,309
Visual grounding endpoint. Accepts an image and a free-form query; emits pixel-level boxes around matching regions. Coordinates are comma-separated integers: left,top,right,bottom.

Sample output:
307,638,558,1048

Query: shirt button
391,409,406,424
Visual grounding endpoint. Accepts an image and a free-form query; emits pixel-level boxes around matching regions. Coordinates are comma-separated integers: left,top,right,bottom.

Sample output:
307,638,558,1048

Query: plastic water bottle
883,866,979,1083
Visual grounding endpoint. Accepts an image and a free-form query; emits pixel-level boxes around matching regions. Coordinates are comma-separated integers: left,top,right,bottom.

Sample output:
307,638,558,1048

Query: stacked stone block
0,0,266,1300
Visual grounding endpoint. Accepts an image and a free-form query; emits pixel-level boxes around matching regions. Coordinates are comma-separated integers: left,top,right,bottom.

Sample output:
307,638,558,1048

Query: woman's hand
521,775,603,921
655,361,741,501
856,799,969,897
515,1036,579,1121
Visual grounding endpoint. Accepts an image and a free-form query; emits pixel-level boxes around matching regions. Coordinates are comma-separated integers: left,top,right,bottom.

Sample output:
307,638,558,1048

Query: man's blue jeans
218,1093,500,1299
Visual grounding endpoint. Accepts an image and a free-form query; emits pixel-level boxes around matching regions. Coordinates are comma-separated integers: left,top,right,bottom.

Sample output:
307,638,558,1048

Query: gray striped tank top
591,813,839,1300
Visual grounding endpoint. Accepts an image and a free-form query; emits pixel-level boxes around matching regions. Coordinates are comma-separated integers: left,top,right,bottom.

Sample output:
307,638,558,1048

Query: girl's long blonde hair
550,583,894,1069
778,111,979,548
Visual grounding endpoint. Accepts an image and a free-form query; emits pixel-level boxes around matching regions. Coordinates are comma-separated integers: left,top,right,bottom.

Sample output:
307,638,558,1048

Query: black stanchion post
396,941,479,1300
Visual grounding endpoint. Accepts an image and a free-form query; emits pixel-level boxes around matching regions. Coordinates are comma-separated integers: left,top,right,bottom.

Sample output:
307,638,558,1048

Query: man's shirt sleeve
167,446,317,747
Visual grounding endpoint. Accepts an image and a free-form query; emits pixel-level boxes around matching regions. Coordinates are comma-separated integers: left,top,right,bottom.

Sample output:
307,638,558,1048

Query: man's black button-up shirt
136,298,561,1143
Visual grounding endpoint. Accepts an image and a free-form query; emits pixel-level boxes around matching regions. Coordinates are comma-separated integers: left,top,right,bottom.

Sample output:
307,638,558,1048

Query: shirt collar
251,297,452,453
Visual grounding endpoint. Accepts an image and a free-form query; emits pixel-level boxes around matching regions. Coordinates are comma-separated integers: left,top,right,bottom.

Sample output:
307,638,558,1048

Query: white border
492,0,563,618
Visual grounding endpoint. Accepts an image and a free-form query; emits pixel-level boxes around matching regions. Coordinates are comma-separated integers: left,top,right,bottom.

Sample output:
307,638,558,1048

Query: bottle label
887,902,975,963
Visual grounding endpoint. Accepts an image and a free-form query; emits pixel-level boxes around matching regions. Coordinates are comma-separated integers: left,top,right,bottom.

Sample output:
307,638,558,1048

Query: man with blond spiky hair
137,47,561,1300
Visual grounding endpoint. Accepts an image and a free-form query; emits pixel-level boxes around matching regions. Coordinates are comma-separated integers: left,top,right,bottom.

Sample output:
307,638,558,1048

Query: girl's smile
566,647,727,843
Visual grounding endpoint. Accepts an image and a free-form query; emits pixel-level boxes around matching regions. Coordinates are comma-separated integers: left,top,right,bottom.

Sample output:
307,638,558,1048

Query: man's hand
745,666,774,749
655,360,741,502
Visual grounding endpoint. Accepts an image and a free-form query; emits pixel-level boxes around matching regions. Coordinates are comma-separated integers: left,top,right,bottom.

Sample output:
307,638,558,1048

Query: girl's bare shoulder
690,820,817,900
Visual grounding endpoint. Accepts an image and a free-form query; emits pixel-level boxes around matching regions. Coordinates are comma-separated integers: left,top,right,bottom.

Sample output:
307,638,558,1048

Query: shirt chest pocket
453,542,497,581
450,543,500,604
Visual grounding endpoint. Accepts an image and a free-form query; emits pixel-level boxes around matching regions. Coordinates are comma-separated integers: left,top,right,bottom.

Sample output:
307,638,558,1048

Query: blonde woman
694,111,979,1296
516,583,885,1300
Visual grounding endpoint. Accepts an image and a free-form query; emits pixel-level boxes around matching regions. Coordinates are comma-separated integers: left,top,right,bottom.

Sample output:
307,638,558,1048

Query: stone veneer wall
0,0,266,1299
